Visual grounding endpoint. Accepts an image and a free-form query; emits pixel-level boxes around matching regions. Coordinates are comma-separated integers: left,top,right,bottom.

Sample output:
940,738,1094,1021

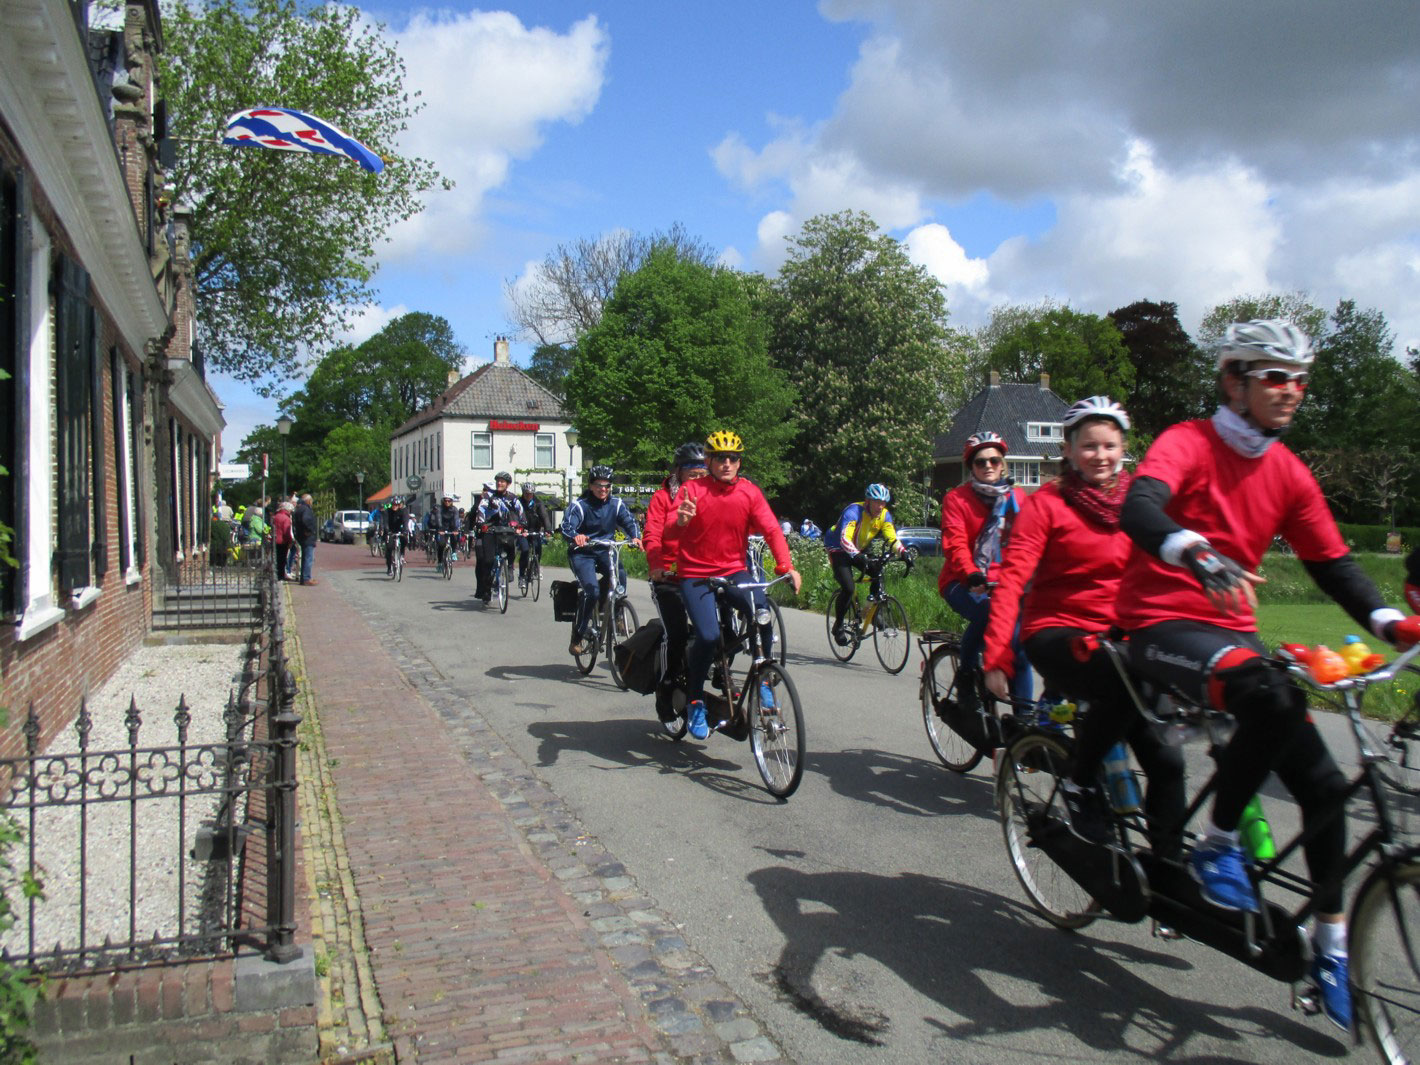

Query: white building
389,338,582,514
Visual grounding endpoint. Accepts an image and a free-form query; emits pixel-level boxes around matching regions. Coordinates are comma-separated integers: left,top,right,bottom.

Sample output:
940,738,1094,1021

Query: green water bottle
1239,795,1276,861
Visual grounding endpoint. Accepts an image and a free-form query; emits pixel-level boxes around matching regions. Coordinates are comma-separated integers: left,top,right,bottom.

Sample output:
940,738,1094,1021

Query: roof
392,361,568,438
933,377,1071,461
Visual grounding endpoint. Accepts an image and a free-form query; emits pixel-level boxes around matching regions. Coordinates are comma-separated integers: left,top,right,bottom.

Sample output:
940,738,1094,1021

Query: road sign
218,462,251,480
406,475,423,491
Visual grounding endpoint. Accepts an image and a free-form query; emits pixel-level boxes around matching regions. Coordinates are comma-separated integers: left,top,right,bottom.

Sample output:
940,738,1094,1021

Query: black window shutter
90,312,107,581
111,350,129,572
54,256,91,590
0,165,22,614
129,368,143,567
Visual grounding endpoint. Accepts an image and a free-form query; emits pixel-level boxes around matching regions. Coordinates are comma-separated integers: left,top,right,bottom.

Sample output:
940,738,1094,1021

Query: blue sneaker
758,682,776,710
687,700,710,740
1311,951,1351,1032
1189,841,1259,912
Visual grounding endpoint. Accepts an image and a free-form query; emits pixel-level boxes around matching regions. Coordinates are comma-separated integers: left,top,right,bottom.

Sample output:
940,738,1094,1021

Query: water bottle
1103,742,1141,814
1238,795,1276,861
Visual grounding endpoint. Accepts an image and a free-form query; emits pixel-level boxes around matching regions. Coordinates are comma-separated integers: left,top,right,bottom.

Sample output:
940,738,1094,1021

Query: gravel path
2,641,249,963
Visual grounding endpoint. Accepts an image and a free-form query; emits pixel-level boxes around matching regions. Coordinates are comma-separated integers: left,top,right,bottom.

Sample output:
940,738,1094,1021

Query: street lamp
276,414,294,498
355,471,364,510
563,428,579,510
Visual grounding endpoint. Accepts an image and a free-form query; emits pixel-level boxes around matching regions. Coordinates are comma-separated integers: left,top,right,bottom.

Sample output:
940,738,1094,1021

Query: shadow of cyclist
807,746,996,822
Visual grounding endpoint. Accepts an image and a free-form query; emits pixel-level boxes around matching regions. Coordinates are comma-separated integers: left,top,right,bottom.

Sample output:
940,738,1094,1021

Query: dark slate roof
933,378,1071,461
392,361,568,437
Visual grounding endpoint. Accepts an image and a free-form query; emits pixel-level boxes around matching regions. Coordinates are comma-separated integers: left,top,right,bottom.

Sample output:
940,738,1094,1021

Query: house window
471,431,492,469
435,433,441,470
534,432,554,470
1008,460,1041,486
112,352,139,577
1026,422,1063,442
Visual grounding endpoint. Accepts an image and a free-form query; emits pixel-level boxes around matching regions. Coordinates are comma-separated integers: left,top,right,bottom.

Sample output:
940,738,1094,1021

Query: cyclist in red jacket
1118,319,1420,1032
644,442,709,722
670,430,801,740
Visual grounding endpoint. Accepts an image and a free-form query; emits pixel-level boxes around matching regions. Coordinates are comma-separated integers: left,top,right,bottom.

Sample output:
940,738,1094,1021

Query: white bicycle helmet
865,483,890,501
1215,319,1314,372
1063,395,1131,434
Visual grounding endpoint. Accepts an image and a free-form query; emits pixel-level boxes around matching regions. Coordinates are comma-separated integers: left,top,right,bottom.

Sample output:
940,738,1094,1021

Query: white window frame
1026,421,1063,442
533,432,554,470
115,358,141,584
1008,460,1042,486
471,431,492,469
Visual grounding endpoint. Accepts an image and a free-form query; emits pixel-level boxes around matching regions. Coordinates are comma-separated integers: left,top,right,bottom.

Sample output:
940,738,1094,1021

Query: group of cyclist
946,319,1420,1032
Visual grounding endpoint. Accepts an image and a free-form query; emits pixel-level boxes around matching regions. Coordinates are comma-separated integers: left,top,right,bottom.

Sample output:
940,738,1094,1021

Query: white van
334,509,370,543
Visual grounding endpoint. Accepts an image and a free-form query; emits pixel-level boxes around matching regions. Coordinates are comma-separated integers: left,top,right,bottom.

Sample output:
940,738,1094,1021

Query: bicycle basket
550,580,579,622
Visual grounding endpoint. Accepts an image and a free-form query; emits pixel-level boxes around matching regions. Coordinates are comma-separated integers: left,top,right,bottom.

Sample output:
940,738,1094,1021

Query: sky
211,0,1420,457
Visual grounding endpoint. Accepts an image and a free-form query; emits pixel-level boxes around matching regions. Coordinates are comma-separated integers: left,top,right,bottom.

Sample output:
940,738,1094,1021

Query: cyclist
383,497,410,575
982,397,1184,853
517,482,554,587
473,473,525,603
1116,319,1420,1031
645,443,710,718
940,430,1031,706
561,465,641,654
429,493,461,568
799,518,822,540
670,430,802,740
365,503,381,547
826,484,906,646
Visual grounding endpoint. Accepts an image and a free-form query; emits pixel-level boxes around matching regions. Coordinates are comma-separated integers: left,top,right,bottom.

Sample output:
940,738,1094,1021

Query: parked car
320,518,340,544
335,510,370,539
894,526,943,559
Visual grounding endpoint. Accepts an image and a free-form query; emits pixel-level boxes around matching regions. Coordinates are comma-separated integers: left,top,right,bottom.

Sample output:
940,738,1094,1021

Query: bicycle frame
577,539,630,646
703,573,792,724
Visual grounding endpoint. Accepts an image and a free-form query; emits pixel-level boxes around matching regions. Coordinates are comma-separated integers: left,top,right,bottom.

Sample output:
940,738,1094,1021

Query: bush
1335,523,1417,555
1256,551,1408,605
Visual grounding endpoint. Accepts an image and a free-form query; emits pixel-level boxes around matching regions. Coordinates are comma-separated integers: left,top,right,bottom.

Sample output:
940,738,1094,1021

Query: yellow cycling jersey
830,502,898,553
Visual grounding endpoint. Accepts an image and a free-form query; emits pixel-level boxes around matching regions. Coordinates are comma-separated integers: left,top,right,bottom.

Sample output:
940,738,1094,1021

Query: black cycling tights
829,551,865,627
1129,621,1348,913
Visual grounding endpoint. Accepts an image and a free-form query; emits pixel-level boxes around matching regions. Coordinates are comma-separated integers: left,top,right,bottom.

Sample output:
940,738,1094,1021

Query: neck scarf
1059,467,1132,528
1212,405,1276,458
970,478,1018,573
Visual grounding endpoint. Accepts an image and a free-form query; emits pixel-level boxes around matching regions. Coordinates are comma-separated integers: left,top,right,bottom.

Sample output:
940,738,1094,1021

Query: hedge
1335,523,1417,555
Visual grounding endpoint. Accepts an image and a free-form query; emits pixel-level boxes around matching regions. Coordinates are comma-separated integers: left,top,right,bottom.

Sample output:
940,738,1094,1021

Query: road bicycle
368,528,384,558
825,543,913,673
916,628,1033,772
657,573,806,798
742,535,787,667
386,532,405,582
571,539,640,689
437,532,458,580
484,525,520,614
995,635,1420,1063
519,532,547,601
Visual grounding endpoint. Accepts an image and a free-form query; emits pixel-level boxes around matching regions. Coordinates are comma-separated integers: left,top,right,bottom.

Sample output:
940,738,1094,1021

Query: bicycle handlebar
1281,640,1420,693
695,573,793,592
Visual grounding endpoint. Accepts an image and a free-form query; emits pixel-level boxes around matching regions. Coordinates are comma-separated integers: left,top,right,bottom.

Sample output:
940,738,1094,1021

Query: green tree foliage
307,423,391,508
525,342,577,398
978,302,1135,404
160,0,447,386
1197,292,1327,349
768,210,957,522
566,248,796,488
1107,300,1211,437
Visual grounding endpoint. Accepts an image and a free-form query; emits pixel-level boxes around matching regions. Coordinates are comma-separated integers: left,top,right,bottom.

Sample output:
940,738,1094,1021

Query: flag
221,107,385,173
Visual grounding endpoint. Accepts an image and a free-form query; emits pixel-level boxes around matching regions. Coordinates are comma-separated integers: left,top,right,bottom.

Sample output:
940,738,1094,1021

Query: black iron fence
0,558,301,972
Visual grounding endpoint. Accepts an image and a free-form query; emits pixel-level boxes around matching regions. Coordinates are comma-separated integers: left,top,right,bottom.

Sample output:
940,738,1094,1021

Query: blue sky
213,1,1420,454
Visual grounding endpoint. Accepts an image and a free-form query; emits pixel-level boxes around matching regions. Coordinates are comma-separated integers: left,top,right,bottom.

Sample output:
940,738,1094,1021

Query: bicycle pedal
1150,920,1183,942
1293,983,1321,1016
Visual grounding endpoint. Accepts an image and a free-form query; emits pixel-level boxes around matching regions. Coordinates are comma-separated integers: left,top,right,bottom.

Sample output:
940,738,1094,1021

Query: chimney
494,336,510,364
446,368,459,388
1039,372,1051,391
988,369,1000,387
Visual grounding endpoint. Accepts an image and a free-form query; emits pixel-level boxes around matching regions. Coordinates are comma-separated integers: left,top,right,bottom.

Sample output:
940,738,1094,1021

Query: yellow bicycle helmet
705,430,744,454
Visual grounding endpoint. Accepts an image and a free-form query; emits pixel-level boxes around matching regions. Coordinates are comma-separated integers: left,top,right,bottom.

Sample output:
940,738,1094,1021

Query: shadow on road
486,662,606,684
807,747,996,822
748,865,1343,1060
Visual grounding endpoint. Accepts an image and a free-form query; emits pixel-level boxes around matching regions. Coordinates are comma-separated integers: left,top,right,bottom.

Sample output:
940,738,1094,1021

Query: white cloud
339,302,409,347
903,223,987,290
382,10,609,258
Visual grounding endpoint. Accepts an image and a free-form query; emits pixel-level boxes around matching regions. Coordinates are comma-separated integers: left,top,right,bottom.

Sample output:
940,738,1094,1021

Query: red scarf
1058,467,1132,528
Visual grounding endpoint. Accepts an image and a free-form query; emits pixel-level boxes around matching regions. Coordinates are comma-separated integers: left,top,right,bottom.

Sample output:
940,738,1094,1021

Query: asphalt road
320,541,1387,1065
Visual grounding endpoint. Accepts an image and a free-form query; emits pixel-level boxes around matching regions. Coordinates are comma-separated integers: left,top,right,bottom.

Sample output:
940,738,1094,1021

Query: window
1026,422,1063,442
435,433,441,470
1008,460,1041,486
112,352,139,577
534,432,554,470
471,431,492,468
0,165,19,614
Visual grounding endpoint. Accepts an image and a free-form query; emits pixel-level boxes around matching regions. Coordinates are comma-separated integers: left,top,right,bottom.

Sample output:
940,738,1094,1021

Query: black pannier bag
613,619,665,695
550,580,579,622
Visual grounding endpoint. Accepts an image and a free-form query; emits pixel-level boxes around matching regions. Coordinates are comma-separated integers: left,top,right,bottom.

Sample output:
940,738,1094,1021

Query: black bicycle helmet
589,464,614,482
673,442,706,468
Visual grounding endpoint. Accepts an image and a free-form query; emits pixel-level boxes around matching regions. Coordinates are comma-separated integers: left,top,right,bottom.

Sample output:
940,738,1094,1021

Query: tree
767,210,959,522
565,248,796,488
1197,292,1327,350
977,302,1135,405
308,423,392,508
1107,300,1211,437
506,223,718,346
1290,301,1412,453
524,342,577,398
160,0,447,386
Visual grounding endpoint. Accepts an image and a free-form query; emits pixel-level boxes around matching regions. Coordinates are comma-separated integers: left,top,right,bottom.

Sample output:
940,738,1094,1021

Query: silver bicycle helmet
865,483,890,501
1215,319,1314,371
1063,395,1131,434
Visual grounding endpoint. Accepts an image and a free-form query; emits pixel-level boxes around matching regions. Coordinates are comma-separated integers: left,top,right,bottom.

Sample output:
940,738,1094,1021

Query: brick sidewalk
289,577,788,1064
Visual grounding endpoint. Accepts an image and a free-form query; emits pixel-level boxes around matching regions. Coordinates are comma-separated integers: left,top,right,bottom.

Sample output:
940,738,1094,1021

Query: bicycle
437,532,458,580
519,532,547,601
995,636,1420,1062
658,573,806,798
386,532,405,582
368,527,383,558
570,539,640,689
824,544,913,673
484,525,520,614
743,535,787,667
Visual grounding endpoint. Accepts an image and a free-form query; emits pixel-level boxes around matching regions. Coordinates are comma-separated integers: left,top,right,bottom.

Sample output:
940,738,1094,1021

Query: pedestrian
272,500,294,580
293,493,319,585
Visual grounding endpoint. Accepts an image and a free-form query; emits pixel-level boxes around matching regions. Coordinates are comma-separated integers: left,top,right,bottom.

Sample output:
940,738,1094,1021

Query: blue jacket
561,493,639,550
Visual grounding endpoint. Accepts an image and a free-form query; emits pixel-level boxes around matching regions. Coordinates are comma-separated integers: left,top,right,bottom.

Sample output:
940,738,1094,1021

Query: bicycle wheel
497,559,509,613
748,662,805,798
767,599,787,667
396,553,404,582
997,731,1098,930
574,608,599,675
871,596,911,674
368,537,378,558
921,644,983,773
825,596,860,662
1352,856,1420,1064
529,557,541,602
606,597,640,691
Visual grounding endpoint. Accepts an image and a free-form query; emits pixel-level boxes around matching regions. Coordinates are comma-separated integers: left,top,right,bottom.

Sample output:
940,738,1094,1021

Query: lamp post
563,427,579,513
355,471,365,510
277,414,294,498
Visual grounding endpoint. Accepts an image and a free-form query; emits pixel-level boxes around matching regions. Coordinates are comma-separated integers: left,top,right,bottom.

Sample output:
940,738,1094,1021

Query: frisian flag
221,107,385,173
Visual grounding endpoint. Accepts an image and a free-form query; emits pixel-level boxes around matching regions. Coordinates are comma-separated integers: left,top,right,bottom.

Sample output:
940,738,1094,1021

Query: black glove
966,571,987,590
1181,542,1249,597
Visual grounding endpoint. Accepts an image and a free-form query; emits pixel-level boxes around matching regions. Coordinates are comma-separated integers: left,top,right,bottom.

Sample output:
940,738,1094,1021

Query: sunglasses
1245,368,1309,390
709,453,742,463
972,456,1004,468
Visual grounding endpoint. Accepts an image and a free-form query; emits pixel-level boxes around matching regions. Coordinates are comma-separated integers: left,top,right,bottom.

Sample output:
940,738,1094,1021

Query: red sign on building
488,420,541,431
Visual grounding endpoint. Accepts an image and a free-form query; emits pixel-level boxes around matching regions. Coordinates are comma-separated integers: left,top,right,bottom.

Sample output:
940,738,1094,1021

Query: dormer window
1026,422,1063,442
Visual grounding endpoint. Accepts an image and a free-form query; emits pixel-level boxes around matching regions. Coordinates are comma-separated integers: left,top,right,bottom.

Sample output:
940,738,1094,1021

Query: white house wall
389,419,582,510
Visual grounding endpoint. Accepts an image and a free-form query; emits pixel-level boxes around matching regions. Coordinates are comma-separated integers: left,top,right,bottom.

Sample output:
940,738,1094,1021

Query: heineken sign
489,420,540,431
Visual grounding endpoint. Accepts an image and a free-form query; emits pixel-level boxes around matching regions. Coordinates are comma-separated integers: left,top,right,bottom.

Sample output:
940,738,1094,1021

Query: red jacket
643,480,680,574
272,508,293,546
939,481,1026,594
667,476,792,578
982,481,1131,676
